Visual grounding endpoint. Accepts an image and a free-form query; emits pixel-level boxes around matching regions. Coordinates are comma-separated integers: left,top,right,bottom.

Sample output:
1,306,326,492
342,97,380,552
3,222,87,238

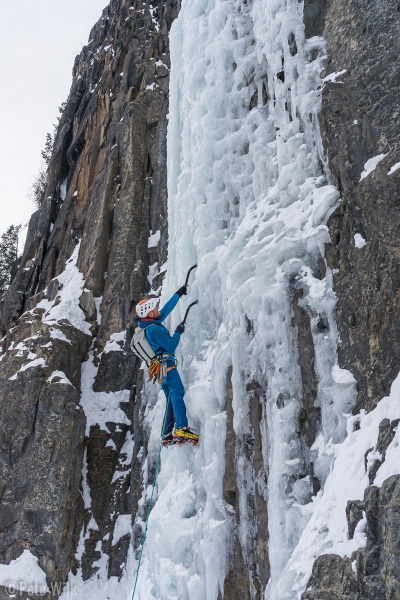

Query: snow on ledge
35,242,91,336
47,370,75,387
50,328,72,345
80,354,130,435
9,358,46,380
112,514,132,545
331,363,356,384
147,262,159,285
354,233,367,249
0,549,49,592
94,296,103,325
103,331,126,353
359,153,388,181
148,229,161,248
388,162,400,176
322,69,347,83
280,371,400,598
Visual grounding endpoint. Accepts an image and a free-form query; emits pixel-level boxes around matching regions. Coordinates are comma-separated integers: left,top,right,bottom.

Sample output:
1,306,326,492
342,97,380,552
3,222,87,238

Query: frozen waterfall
134,0,356,598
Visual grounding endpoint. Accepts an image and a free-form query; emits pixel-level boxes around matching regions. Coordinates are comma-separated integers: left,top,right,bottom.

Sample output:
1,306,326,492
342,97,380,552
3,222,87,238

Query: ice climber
135,288,199,447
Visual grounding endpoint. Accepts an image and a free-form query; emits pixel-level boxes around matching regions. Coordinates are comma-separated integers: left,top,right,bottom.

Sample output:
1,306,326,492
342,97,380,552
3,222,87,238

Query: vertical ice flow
136,0,356,598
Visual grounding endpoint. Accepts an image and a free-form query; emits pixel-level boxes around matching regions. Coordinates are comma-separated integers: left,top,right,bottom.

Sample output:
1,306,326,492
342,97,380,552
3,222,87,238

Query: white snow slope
55,0,400,599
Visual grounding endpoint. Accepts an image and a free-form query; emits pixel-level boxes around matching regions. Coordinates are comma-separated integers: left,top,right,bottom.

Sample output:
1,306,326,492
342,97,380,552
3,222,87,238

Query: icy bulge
132,0,359,598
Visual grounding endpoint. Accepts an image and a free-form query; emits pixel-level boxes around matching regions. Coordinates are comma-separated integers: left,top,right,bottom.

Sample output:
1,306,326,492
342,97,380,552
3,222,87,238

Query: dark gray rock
0,0,180,595
320,0,400,414
292,288,320,451
366,418,400,484
303,0,329,38
0,317,89,590
93,348,137,393
220,367,252,600
376,419,400,460
304,476,400,599
303,1,400,594
346,499,365,540
302,554,360,599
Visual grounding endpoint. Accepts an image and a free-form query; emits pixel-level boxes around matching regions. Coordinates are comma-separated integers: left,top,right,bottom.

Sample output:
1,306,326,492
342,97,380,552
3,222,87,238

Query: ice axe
178,265,198,329
184,264,197,287
182,300,198,325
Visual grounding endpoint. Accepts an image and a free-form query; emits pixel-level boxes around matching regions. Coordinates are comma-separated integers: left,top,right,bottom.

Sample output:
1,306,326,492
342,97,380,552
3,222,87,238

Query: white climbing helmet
136,297,159,318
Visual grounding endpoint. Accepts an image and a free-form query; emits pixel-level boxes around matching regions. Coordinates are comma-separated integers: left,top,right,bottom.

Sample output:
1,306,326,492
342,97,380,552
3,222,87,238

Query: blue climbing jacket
137,293,181,362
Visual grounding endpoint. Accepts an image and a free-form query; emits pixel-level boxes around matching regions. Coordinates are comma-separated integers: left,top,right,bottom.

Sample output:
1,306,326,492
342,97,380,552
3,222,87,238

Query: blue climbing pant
161,367,188,435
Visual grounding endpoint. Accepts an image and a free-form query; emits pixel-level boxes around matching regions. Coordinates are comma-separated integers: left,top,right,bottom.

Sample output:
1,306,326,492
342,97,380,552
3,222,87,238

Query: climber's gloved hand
176,285,188,297
175,322,185,335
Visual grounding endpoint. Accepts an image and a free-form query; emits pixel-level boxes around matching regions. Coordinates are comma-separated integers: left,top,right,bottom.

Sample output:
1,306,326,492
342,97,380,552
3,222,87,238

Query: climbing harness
147,355,177,384
146,298,198,384
131,393,170,600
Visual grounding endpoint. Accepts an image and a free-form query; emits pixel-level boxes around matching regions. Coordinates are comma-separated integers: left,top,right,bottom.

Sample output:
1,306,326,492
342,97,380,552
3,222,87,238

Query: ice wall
134,0,358,598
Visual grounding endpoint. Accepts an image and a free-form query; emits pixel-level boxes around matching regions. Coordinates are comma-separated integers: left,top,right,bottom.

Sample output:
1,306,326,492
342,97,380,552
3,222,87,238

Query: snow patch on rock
354,233,367,249
279,372,400,598
359,153,388,181
0,549,49,592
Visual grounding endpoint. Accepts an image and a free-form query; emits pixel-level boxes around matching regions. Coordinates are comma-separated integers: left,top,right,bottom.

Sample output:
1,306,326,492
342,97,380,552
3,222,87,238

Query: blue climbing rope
131,393,170,600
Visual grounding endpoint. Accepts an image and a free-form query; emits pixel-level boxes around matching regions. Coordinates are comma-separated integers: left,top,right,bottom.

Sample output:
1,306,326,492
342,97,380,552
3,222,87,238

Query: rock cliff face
0,0,399,598
0,0,178,595
301,0,400,596
320,0,400,415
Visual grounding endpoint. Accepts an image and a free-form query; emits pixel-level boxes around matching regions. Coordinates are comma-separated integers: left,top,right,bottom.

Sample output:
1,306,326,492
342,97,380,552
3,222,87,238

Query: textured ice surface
135,0,353,598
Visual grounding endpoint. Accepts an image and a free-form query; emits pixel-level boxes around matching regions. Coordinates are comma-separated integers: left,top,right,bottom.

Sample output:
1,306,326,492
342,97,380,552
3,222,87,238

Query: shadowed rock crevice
292,288,320,451
221,367,270,599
